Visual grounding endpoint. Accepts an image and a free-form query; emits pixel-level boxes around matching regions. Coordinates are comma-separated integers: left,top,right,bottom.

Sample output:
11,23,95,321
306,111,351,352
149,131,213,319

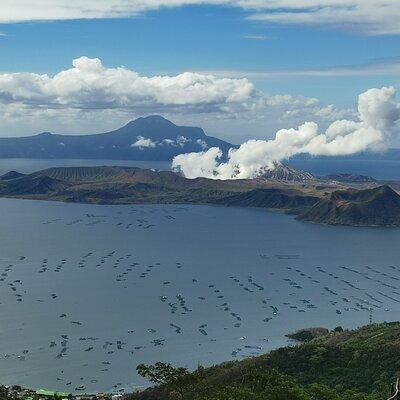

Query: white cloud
131,136,157,149
0,56,368,142
161,136,208,149
131,134,207,150
0,56,350,140
197,58,400,80
172,87,400,179
0,56,253,113
162,138,176,145
0,1,215,22
176,135,191,147
247,1,400,36
0,1,399,35
196,139,209,149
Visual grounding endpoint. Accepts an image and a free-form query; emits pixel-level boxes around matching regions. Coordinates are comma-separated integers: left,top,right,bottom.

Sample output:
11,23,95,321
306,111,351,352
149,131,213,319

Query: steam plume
172,87,400,179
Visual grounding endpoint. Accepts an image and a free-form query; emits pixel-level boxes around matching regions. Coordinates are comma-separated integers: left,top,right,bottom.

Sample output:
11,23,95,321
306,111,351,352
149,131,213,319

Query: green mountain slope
218,188,319,213
0,166,321,209
130,323,400,400
297,185,400,226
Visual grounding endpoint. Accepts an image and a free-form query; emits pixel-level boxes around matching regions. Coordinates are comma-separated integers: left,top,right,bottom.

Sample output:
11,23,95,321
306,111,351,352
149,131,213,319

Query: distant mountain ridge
324,173,377,183
0,116,234,161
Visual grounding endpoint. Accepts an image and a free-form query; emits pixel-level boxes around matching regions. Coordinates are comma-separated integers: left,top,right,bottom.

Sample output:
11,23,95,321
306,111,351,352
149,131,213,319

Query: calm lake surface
1,198,400,393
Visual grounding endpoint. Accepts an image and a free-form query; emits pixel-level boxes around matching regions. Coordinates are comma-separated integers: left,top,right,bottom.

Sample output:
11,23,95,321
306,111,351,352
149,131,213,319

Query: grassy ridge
3,166,400,226
0,166,323,212
298,185,400,226
130,323,400,400
264,322,400,394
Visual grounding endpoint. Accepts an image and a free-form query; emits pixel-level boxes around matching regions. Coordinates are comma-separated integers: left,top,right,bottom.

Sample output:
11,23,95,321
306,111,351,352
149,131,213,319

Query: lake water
1,198,400,393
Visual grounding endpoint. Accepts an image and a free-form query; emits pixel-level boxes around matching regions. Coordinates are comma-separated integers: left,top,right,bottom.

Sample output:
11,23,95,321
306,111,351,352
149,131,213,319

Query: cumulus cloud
131,136,157,149
160,136,209,149
196,139,209,149
176,136,191,147
0,56,254,112
162,136,193,147
0,1,399,35
172,87,400,179
0,56,360,139
131,135,208,151
162,139,175,145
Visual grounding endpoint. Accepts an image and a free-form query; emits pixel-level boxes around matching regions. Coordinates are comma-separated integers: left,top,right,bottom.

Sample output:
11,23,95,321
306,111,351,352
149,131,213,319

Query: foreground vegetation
130,322,400,400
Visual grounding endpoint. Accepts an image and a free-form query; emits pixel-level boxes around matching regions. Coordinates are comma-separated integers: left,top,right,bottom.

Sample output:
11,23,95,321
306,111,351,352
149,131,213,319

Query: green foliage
0,387,9,400
137,362,191,397
286,328,329,343
264,322,400,396
131,363,378,400
131,322,400,400
306,384,379,400
137,362,189,386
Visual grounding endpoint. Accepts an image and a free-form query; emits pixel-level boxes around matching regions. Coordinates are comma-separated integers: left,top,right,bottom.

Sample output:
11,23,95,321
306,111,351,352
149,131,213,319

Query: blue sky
1,5,400,106
0,1,400,142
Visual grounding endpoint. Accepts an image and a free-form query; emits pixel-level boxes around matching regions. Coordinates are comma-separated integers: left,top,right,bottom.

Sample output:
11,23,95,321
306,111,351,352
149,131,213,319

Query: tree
137,362,190,398
0,387,10,400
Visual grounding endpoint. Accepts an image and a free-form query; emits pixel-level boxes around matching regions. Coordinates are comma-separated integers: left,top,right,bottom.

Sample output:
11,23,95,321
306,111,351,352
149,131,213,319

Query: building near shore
35,389,72,398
